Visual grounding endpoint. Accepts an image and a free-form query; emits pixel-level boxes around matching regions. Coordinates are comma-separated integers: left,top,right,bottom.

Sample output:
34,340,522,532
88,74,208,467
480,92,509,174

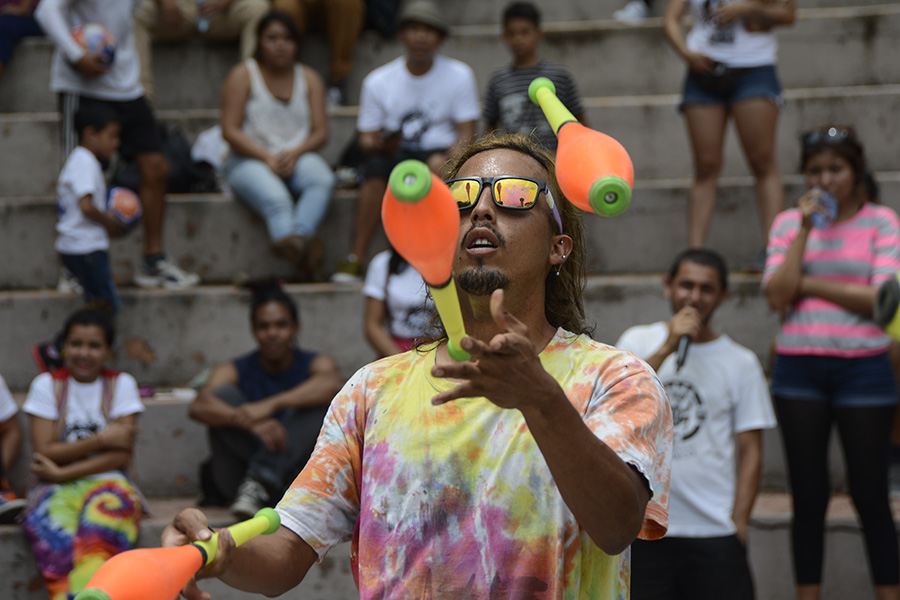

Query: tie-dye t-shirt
277,328,672,599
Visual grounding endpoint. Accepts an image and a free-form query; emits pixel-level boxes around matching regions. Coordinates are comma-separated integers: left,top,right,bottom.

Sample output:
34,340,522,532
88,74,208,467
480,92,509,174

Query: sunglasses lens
494,178,540,209
802,127,849,147
448,179,482,209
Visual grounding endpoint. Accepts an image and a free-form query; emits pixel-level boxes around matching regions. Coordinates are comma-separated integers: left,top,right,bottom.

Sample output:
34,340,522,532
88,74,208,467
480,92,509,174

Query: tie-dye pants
21,477,142,600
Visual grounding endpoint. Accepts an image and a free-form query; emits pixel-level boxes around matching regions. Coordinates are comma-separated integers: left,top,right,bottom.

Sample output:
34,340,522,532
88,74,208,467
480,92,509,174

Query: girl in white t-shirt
21,308,144,600
363,248,437,357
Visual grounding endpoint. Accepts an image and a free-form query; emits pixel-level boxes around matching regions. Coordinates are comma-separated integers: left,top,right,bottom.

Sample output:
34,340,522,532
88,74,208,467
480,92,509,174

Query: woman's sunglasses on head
445,175,564,234
801,126,854,148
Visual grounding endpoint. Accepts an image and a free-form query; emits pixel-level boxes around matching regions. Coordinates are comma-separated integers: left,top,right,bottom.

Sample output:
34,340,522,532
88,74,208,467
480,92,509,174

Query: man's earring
556,254,567,276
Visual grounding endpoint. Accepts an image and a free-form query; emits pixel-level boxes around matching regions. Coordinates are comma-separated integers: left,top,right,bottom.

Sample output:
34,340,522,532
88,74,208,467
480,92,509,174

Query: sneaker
612,0,649,21
330,254,363,283
56,268,84,295
326,86,344,110
230,478,269,520
32,342,64,373
134,257,201,289
0,488,26,524
334,166,360,189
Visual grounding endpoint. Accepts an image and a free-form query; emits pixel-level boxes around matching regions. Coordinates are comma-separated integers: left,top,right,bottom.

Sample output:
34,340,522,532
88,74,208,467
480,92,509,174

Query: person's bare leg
683,104,729,247
351,176,387,261
796,584,821,600
732,97,784,241
135,152,169,257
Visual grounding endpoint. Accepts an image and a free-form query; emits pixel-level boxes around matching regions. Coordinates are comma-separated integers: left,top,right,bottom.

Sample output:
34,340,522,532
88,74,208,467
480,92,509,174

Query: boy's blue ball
107,186,142,233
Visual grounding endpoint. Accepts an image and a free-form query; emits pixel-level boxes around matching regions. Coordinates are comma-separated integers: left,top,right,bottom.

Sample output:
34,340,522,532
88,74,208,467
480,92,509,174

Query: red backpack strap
50,368,71,442
100,368,119,421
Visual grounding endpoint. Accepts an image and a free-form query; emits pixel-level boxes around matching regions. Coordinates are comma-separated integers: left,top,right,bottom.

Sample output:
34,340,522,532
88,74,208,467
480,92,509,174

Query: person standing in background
663,0,795,269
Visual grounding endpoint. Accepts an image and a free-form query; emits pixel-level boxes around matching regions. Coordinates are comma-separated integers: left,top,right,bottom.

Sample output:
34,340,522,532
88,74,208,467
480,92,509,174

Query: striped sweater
764,202,900,357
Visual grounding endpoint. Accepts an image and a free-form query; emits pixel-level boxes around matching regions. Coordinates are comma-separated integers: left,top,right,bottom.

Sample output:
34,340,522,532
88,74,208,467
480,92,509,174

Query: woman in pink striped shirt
764,127,900,600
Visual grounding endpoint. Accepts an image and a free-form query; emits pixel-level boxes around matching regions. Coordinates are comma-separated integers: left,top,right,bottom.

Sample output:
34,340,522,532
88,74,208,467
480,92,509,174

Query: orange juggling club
528,77,634,217
382,160,470,361
74,508,281,600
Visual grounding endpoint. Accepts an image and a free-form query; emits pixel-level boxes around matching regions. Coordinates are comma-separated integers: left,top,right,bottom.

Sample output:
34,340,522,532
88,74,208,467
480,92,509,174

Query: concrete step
1,493,895,600
1,390,842,499
4,83,900,196
5,173,900,290
0,273,781,388
3,5,899,112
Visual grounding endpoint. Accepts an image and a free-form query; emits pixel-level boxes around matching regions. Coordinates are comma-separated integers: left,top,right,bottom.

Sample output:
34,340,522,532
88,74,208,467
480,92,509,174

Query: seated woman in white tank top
221,11,335,281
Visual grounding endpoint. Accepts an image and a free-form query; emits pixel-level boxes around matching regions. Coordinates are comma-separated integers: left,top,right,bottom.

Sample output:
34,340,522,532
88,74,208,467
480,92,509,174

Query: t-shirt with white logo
0,375,17,423
357,55,481,152
685,0,777,67
617,321,776,537
55,146,109,255
24,371,143,480
362,250,438,341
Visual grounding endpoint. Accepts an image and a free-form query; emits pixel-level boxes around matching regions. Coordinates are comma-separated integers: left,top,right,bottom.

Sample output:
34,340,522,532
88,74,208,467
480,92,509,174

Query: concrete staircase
2,0,900,597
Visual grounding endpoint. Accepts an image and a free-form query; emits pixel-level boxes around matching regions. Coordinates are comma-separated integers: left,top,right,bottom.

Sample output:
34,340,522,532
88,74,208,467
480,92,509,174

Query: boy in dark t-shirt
483,1,587,152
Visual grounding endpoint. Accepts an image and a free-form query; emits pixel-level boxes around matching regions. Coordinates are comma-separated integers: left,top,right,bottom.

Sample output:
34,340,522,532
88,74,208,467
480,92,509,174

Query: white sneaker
326,86,344,108
230,479,269,521
613,0,649,22
134,257,201,289
56,268,84,295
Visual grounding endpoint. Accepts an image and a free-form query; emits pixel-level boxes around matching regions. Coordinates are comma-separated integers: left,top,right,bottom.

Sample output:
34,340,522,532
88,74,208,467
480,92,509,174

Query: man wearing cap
331,0,481,283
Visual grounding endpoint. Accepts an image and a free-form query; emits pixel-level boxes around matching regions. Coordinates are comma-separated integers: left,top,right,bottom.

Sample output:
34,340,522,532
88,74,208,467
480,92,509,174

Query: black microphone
675,335,691,372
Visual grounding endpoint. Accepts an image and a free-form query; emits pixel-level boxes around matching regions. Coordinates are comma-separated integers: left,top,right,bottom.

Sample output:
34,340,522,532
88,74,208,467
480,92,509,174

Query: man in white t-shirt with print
616,247,775,600
331,0,481,282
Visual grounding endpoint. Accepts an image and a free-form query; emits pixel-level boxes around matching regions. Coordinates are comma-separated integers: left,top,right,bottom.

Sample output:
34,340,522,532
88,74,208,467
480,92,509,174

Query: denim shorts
680,64,783,110
771,352,899,407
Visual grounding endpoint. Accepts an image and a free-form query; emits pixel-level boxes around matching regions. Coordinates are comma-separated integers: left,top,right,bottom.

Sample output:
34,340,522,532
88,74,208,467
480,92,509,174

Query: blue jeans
224,152,335,242
59,251,120,314
0,15,42,65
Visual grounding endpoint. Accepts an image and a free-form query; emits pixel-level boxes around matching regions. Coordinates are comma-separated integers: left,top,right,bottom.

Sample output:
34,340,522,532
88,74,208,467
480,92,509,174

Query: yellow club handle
528,77,577,134
429,280,471,361
193,508,281,567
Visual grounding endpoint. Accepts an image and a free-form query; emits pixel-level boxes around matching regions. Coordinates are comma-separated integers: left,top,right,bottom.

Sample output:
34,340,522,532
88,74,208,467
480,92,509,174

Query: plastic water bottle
197,0,209,33
810,189,838,229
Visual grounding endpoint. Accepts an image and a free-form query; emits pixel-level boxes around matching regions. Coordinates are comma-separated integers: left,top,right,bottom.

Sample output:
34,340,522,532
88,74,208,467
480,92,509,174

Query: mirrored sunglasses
445,176,563,233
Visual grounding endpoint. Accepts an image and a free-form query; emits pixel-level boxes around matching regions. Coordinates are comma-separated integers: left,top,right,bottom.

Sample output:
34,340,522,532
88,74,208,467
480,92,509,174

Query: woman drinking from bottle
764,127,900,600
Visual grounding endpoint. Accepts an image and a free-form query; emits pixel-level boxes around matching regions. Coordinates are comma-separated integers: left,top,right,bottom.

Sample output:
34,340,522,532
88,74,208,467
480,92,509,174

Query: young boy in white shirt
33,104,125,373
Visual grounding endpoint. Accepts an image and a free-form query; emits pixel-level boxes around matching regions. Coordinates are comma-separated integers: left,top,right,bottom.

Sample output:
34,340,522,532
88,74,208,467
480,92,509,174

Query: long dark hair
253,11,302,64
245,279,299,326
800,126,867,189
416,133,591,350
62,307,115,346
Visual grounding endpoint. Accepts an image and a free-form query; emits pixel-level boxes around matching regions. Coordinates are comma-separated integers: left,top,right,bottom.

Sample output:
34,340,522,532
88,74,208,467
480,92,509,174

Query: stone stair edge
0,271,766,299
7,2,900,49
6,83,900,124
6,171,900,206
0,492,884,534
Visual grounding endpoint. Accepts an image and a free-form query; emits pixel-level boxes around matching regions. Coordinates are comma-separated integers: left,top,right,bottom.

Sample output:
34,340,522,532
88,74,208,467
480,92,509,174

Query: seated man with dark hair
190,284,343,519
